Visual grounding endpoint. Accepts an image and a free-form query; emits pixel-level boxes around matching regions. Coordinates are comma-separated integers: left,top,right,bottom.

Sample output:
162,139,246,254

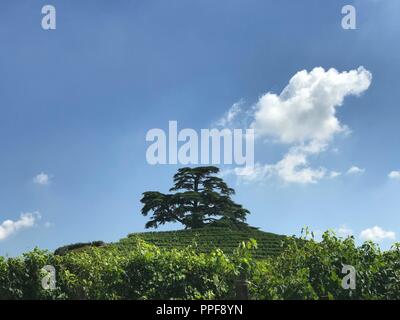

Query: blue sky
1,0,400,256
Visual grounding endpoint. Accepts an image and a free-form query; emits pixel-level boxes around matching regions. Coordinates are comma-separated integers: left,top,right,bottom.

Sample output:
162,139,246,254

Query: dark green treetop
140,166,250,229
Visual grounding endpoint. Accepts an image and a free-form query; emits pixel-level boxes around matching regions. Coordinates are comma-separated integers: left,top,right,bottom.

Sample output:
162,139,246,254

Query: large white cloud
360,226,395,242
251,66,372,144
225,67,372,184
0,212,40,241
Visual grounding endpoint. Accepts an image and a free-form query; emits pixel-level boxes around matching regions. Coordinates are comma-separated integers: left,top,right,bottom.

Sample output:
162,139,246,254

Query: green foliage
0,240,241,300
250,230,400,300
1,230,399,300
141,166,250,229
0,248,58,299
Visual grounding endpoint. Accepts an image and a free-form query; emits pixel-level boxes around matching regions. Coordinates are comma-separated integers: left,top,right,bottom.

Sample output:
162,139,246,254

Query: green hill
54,226,288,259
113,227,287,259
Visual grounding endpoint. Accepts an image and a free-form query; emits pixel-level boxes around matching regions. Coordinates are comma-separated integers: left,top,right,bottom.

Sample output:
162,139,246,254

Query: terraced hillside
114,227,287,259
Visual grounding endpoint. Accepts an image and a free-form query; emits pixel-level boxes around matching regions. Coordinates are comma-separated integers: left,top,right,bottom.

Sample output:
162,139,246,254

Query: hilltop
116,227,287,259
55,226,287,259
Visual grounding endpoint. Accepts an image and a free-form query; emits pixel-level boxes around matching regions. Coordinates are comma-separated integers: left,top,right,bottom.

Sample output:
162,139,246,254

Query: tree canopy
140,166,250,229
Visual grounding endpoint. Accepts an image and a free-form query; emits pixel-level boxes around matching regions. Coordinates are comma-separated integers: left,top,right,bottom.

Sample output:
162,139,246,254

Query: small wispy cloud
336,225,353,238
329,171,342,179
388,171,400,180
33,172,51,185
346,166,365,175
215,100,246,127
0,212,40,241
44,221,53,228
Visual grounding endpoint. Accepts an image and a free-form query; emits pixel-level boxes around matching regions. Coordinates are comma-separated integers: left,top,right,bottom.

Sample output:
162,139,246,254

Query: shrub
250,230,400,300
1,231,399,300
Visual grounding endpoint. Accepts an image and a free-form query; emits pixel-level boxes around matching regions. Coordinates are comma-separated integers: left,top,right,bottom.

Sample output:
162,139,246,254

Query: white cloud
230,143,330,185
217,100,253,128
329,171,342,179
223,67,371,184
232,163,269,183
336,225,353,238
388,171,400,180
0,212,40,241
360,226,396,242
232,149,326,185
266,145,326,184
33,172,51,185
346,166,365,175
216,100,244,127
251,66,371,144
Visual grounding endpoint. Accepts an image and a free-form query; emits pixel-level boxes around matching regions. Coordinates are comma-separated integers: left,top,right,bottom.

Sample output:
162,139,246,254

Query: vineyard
114,227,287,259
1,229,400,300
